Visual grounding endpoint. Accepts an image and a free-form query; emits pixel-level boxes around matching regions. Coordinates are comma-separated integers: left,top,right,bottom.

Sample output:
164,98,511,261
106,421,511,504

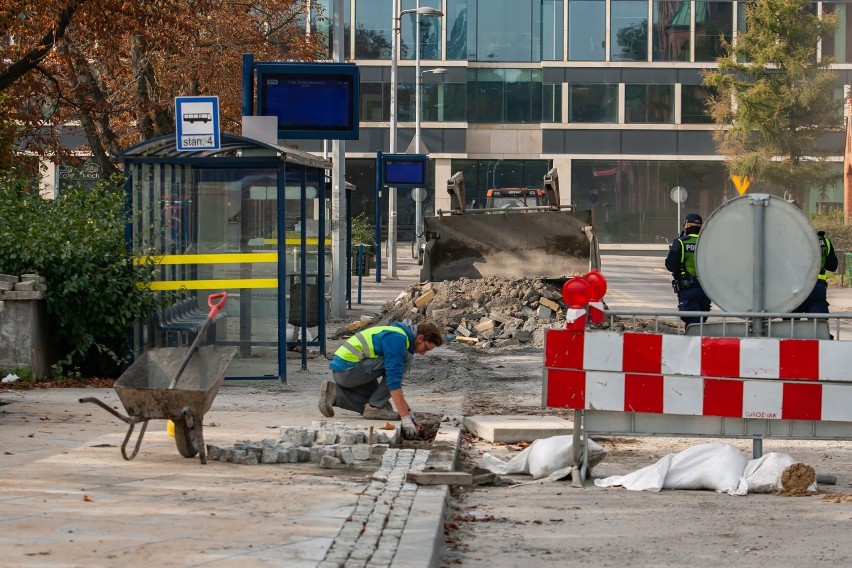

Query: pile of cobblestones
206,421,400,467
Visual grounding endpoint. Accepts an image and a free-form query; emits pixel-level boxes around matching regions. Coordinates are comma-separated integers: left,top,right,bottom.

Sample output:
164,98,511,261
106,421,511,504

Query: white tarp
481,435,608,481
594,442,816,495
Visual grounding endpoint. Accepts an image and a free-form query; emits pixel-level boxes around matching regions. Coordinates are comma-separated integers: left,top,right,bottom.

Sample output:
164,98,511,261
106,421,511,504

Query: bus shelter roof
117,133,331,170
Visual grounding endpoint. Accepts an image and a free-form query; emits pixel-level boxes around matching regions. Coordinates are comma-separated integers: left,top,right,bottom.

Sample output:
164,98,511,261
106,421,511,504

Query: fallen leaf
83,495,92,502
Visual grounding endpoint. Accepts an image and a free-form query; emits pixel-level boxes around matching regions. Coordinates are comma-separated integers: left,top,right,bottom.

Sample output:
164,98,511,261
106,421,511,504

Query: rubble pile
206,422,399,467
338,277,572,349
334,276,682,350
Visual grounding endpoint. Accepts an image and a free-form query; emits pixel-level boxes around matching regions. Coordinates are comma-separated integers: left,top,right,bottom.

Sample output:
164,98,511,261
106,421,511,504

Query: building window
313,0,350,60
359,82,388,121
476,0,534,61
542,0,565,60
625,84,674,123
400,0,443,60
568,0,606,61
571,160,730,243
823,3,852,63
569,83,618,122
421,83,467,121
612,0,649,62
450,159,552,206
447,0,471,60
681,85,714,124
354,0,393,59
653,1,690,61
694,1,733,62
467,68,544,123
543,84,563,122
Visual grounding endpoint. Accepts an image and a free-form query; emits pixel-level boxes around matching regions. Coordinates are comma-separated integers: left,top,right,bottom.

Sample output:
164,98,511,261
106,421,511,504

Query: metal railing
603,309,852,340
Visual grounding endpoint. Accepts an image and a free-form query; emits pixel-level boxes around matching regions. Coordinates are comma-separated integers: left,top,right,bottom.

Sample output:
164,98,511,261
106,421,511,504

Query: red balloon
583,269,608,301
562,277,593,308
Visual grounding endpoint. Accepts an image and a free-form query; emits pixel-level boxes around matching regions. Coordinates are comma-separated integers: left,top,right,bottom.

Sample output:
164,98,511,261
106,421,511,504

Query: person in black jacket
665,213,711,326
792,230,838,314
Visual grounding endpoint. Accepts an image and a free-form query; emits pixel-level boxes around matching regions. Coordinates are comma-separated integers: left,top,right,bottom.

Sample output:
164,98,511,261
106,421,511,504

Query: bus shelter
119,133,331,383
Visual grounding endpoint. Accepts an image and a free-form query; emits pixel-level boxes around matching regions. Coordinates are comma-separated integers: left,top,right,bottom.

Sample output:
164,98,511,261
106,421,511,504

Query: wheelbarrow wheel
173,419,199,458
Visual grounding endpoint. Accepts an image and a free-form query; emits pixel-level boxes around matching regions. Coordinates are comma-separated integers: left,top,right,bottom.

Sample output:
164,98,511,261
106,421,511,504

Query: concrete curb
393,484,450,568
393,424,462,567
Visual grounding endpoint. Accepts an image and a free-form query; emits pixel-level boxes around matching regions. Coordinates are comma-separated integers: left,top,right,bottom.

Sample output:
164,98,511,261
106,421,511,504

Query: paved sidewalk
0,248,449,568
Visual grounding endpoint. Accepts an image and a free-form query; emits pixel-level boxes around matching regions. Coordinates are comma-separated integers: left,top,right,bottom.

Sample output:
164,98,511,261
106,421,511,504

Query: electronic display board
381,154,428,189
256,63,359,140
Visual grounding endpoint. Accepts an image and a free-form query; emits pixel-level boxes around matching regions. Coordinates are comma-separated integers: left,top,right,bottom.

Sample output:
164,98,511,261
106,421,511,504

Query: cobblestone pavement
319,449,429,568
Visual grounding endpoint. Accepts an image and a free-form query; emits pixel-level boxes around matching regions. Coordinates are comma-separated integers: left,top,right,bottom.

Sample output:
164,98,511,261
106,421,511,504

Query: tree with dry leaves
1,0,328,176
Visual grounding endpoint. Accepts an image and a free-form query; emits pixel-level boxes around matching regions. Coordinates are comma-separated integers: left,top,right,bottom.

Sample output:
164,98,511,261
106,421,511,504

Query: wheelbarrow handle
207,292,228,320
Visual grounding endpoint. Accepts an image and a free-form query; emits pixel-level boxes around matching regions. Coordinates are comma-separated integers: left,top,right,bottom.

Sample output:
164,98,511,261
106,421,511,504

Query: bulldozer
419,168,600,282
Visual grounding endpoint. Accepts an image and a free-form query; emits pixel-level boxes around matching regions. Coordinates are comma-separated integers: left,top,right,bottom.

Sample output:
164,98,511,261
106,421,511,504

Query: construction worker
665,213,711,326
320,319,443,438
792,230,838,314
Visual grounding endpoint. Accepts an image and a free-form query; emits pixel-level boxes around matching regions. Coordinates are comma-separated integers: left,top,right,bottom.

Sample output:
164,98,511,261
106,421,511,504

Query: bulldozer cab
485,188,545,209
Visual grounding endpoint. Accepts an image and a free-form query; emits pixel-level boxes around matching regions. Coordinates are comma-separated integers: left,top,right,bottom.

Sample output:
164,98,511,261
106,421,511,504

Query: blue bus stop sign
175,96,221,151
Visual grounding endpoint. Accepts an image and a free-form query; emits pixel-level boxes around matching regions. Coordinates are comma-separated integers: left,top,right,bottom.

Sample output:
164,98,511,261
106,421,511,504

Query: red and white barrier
544,330,852,422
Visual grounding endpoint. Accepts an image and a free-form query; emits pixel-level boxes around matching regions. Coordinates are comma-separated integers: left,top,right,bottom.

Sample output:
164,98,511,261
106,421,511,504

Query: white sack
743,452,817,493
595,442,749,495
482,435,607,480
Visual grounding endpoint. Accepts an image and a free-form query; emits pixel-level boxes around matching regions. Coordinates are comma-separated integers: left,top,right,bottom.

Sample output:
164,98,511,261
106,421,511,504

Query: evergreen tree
703,0,841,204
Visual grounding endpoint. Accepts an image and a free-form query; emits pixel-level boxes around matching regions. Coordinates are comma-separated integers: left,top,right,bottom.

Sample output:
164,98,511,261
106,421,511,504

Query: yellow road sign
731,175,751,195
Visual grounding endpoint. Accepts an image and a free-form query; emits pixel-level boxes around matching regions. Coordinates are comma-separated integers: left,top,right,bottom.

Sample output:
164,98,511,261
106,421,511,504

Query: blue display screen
383,157,427,187
255,63,359,139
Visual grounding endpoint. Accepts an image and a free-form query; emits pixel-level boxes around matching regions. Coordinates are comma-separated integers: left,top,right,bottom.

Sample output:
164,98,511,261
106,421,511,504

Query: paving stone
239,453,259,465
351,444,372,460
206,445,222,461
338,447,355,465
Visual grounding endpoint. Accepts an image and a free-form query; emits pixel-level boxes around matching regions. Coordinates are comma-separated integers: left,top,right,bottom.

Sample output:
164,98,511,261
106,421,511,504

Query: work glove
401,412,418,439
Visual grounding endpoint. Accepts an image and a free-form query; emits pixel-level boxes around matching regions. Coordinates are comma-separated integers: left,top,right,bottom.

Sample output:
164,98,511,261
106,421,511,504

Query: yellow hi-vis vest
334,325,410,362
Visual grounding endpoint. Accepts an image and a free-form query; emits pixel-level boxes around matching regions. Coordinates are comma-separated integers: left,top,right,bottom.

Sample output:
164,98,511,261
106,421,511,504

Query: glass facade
569,84,618,122
568,0,606,61
354,0,393,59
449,159,553,206
823,3,852,63
611,0,649,62
333,1,852,242
400,0,443,60
653,1,690,62
625,84,675,123
571,160,730,242
466,68,543,123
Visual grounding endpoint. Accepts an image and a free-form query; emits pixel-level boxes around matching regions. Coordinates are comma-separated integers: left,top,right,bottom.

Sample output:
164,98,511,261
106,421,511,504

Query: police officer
792,230,838,314
665,213,711,326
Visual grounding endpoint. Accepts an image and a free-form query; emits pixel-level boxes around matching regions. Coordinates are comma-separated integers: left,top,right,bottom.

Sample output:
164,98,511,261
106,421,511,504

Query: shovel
167,292,228,390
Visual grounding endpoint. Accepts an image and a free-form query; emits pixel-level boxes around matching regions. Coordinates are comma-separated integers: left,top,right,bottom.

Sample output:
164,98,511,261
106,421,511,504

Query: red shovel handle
207,292,228,319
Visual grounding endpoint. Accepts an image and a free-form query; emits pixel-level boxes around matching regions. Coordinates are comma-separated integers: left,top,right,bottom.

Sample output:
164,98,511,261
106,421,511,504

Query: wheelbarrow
81,293,236,464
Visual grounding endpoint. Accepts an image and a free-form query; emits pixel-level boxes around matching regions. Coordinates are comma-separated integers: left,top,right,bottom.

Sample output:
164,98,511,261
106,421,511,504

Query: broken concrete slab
463,415,574,443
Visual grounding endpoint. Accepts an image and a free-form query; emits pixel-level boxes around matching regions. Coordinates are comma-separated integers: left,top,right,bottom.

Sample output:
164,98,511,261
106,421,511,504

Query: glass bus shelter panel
194,169,282,376
282,167,328,361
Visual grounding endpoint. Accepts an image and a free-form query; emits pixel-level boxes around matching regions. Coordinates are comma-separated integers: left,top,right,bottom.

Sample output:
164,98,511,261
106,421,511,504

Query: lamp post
413,67,446,259
388,4,443,278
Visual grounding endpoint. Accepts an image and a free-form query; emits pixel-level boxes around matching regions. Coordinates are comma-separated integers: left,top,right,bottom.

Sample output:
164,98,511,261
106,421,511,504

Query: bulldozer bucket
420,209,599,281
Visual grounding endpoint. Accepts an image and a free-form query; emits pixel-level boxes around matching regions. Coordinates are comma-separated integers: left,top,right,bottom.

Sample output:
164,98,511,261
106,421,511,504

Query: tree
702,0,841,204
0,1,328,175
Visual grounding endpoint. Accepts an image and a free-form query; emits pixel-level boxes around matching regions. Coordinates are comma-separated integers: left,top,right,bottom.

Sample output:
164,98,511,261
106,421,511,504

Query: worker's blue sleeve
379,331,409,391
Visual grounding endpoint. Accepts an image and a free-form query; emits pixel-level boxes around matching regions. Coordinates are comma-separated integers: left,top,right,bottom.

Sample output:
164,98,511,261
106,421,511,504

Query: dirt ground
5,254,852,567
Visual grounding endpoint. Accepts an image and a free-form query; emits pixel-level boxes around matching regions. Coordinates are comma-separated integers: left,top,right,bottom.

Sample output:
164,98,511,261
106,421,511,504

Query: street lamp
413,67,446,259
388,3,444,278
